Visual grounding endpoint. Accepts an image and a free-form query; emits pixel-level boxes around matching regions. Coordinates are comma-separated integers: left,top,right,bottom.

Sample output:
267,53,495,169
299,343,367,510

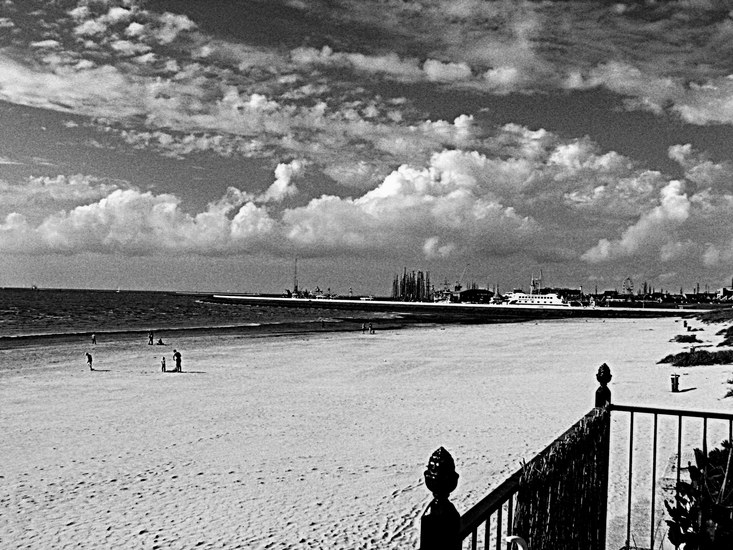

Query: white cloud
581,180,691,263
0,174,122,219
0,155,537,259
31,40,61,49
668,143,733,190
423,236,456,259
125,21,145,37
0,187,276,256
110,39,151,56
422,59,472,82
153,12,196,44
104,7,134,25
74,19,108,37
256,160,304,203
482,66,522,92
0,56,145,117
291,46,424,80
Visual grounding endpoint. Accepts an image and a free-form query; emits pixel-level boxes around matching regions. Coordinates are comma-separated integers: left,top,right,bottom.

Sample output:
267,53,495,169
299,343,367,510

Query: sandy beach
2,316,732,549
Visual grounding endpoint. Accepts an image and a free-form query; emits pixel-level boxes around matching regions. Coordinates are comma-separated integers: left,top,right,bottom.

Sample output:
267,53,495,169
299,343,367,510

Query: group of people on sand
85,332,182,373
148,331,165,346
161,349,182,373
148,331,182,372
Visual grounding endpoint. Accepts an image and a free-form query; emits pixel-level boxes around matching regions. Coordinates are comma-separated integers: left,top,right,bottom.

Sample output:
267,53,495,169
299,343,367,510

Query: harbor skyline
2,1,733,294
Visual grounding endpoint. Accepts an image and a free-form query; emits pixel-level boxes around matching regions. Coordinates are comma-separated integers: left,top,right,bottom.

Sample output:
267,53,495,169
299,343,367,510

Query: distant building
717,287,733,301
458,288,494,304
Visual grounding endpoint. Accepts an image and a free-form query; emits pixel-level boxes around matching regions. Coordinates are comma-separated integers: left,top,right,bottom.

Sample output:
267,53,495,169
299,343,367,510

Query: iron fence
419,403,733,550
608,404,733,550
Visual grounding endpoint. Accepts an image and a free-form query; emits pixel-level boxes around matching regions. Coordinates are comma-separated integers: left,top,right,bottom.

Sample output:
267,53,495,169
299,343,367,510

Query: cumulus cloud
581,180,691,263
422,59,473,82
0,154,538,259
256,160,304,203
0,175,122,220
153,12,197,44
0,187,276,256
3,127,733,284
668,143,733,191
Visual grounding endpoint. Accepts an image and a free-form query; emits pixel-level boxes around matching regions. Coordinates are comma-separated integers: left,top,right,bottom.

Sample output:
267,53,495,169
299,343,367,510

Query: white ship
500,272,572,307
502,291,569,306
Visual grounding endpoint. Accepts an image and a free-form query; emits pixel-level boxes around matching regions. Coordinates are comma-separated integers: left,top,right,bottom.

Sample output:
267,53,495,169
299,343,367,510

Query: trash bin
671,373,680,392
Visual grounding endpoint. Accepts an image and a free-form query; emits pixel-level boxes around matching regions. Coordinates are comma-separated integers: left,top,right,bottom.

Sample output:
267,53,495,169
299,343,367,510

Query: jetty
208,294,708,321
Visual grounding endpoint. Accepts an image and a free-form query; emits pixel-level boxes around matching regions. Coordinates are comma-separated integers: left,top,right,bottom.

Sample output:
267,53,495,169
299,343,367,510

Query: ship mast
529,269,543,296
293,258,299,296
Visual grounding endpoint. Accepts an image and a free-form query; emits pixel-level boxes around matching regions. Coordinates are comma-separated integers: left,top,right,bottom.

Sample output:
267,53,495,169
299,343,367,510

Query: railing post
596,365,612,550
420,447,461,550
595,362,612,408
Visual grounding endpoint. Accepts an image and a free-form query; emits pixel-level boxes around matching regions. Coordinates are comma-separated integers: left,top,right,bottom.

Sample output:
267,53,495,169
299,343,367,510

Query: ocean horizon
0,287,401,342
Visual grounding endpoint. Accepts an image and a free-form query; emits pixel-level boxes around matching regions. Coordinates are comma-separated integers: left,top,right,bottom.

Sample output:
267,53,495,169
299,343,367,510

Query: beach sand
2,317,732,549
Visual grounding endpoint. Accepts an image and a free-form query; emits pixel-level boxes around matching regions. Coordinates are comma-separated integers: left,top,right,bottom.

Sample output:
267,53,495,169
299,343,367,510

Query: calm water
0,288,386,339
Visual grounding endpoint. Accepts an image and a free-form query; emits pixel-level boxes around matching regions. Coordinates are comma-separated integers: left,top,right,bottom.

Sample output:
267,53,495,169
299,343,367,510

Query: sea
0,287,395,342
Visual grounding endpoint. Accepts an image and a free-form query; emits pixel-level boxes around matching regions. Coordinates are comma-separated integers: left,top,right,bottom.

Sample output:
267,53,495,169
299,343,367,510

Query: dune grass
658,349,733,367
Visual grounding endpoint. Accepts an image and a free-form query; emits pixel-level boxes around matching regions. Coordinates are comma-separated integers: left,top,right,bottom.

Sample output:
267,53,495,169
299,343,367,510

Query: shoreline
0,318,419,350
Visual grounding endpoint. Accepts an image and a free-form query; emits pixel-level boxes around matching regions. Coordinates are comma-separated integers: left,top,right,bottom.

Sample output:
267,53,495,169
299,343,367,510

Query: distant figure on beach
161,356,166,373
91,333,96,345
594,363,612,408
361,323,366,334
148,331,154,345
156,338,165,345
172,349,182,372
86,352,93,371
368,323,374,334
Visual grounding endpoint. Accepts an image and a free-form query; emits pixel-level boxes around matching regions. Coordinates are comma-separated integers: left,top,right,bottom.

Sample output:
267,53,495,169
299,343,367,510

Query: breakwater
209,295,706,322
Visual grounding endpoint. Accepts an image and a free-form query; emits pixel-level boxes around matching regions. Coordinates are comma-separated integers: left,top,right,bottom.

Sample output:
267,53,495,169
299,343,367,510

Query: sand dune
2,318,732,549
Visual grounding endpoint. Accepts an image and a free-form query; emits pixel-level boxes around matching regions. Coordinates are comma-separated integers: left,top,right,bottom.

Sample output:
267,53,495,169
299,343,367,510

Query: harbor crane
456,264,469,291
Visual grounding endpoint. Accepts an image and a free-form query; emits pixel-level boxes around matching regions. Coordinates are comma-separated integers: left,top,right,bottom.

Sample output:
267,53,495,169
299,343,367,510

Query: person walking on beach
148,331,154,345
361,323,366,334
172,349,182,372
161,356,167,373
86,352,93,371
91,333,96,345
368,322,374,334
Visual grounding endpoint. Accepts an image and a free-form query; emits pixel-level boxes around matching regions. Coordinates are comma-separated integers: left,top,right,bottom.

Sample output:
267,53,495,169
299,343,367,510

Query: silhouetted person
161,356,166,373
91,333,96,345
148,331,154,345
172,349,182,372
86,352,93,371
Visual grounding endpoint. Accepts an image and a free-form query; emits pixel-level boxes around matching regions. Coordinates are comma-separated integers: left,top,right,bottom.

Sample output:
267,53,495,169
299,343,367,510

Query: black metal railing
607,404,733,550
457,469,520,550
418,380,733,550
420,407,611,550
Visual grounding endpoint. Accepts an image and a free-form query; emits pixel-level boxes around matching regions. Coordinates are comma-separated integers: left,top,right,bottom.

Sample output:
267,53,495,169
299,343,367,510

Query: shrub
666,439,733,549
658,350,733,367
673,334,703,343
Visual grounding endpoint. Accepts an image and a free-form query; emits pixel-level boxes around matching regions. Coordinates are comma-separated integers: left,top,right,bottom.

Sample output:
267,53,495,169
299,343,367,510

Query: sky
1,0,733,295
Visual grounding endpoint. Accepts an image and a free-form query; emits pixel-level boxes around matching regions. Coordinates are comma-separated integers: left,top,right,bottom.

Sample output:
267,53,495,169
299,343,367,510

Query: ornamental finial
424,446,459,500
